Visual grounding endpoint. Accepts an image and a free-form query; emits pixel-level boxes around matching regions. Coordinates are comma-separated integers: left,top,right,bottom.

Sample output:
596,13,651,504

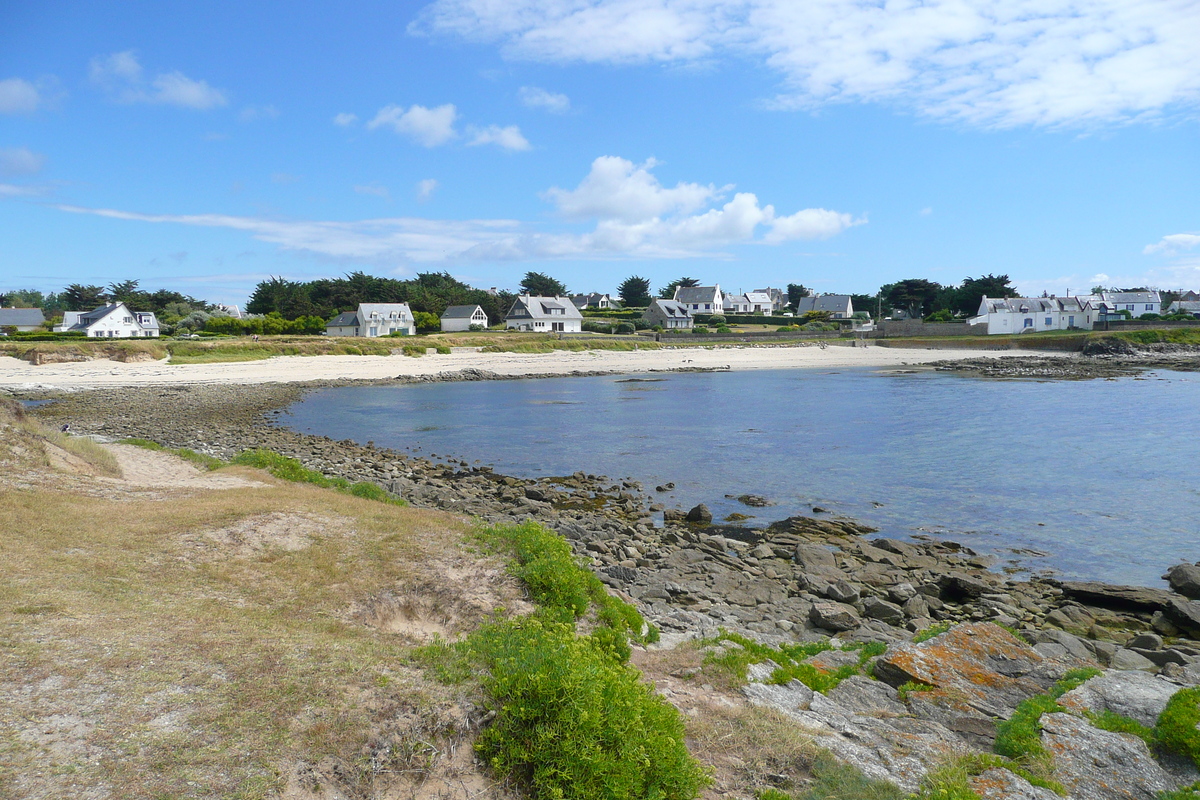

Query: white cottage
674,285,723,315
723,293,751,314
972,296,1095,334
505,295,583,333
643,299,693,329
56,302,160,338
0,308,46,332
1077,291,1162,320
440,304,489,332
325,303,416,337
794,294,854,319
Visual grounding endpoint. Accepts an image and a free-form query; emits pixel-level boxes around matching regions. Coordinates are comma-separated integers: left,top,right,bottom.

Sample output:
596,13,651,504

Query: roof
723,293,749,305
326,312,359,327
506,295,584,320
647,299,691,318
1166,301,1200,313
1102,291,1161,304
357,303,412,319
980,296,1091,314
674,285,721,304
442,304,484,319
0,308,45,327
795,295,853,313
744,291,772,304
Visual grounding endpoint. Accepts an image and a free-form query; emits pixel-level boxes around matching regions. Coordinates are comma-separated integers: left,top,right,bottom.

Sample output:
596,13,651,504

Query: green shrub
708,314,727,325
229,449,408,506
401,344,425,357
1156,687,1200,768
615,321,636,334
1160,782,1200,800
699,632,883,693
1088,710,1155,749
994,668,1100,765
912,622,952,643
716,326,732,333
914,753,1063,799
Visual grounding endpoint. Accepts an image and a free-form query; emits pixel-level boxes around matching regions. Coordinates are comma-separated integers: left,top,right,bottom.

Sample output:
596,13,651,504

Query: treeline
245,271,514,323
0,280,213,317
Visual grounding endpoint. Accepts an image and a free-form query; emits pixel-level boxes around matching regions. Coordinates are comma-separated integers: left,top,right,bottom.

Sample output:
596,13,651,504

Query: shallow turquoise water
281,368,1200,587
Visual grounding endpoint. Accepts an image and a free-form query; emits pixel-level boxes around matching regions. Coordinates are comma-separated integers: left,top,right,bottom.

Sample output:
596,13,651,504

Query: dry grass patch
0,443,528,799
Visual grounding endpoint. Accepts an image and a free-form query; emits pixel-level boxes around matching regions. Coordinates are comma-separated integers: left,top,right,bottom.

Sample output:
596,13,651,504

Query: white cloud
239,104,280,122
467,123,531,151
333,112,358,126
50,155,859,263
0,183,49,198
544,156,719,222
1144,233,1200,255
412,0,1200,128
765,207,862,242
0,78,42,114
355,183,391,199
519,85,570,113
89,51,227,110
0,147,46,176
416,178,438,201
368,103,459,146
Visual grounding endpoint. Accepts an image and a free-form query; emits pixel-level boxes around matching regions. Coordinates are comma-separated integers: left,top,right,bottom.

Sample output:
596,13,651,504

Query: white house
216,304,243,318
1077,291,1162,320
56,302,160,338
325,303,416,337
794,294,855,319
505,295,583,333
972,296,1095,335
674,285,723,315
0,308,46,332
755,287,788,313
723,293,751,314
440,304,489,332
643,299,693,329
744,291,775,314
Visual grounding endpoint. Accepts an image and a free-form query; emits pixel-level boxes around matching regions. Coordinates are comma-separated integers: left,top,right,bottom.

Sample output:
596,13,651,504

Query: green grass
1088,710,1156,750
1155,687,1200,768
912,622,952,643
699,632,885,693
913,753,1064,799
754,752,905,800
1109,329,1200,346
993,667,1100,782
898,681,935,701
416,522,702,800
229,449,406,507
480,338,660,354
1159,783,1200,800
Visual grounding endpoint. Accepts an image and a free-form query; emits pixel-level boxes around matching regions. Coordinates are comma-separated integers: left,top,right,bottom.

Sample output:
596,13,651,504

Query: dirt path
104,443,265,490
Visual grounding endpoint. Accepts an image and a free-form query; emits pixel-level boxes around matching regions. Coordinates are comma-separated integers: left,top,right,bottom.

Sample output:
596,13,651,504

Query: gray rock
825,675,907,716
1057,581,1175,614
1167,563,1200,599
1058,671,1181,728
810,602,862,632
1033,642,1070,660
873,538,918,558
1109,648,1157,671
825,580,861,604
1041,712,1176,799
686,504,712,524
737,494,773,507
888,582,918,603
805,649,862,672
970,768,1060,800
1032,629,1093,662
862,597,906,626
743,679,814,713
902,595,930,619
794,543,837,571
1165,598,1200,639
1128,632,1164,650
938,572,990,600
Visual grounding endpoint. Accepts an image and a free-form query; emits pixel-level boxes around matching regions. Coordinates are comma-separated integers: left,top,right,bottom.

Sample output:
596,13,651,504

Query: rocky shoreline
931,342,1200,380
14,376,1200,796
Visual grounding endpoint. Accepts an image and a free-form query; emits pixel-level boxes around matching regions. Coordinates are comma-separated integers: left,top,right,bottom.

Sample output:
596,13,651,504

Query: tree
0,289,44,308
850,294,880,319
658,276,699,299
617,276,653,307
61,284,107,311
519,272,567,296
786,284,811,309
108,279,152,310
882,279,943,319
948,274,1017,317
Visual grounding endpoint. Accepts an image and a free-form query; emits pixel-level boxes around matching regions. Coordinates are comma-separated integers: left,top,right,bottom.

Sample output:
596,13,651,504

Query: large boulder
1167,564,1200,599
685,503,713,524
1057,581,1175,613
1040,712,1176,799
872,623,1069,718
1058,671,1181,728
809,602,862,632
970,768,1060,800
793,542,838,572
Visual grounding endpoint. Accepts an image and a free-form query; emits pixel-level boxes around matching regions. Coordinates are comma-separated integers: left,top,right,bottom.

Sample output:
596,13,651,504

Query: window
1068,316,1075,326
1024,318,1033,328
552,322,564,332
1146,304,1153,310
1125,304,1134,310
1045,317,1052,326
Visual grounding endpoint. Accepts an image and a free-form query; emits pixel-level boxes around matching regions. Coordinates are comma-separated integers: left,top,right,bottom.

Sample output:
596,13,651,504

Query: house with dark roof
55,302,159,338
972,296,1095,334
505,295,583,332
570,293,618,310
643,299,693,329
325,303,415,337
0,308,46,332
794,294,854,319
1078,291,1162,320
1165,300,1200,318
673,285,723,315
440,304,489,332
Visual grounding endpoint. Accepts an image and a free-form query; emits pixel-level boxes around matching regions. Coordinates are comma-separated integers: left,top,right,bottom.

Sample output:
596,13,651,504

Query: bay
281,367,1200,587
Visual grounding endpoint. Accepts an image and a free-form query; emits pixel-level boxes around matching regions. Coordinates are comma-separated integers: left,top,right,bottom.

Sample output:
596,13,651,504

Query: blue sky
2,0,1198,306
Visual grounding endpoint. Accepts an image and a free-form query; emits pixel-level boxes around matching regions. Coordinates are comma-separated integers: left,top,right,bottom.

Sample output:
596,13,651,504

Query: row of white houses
970,291,1166,335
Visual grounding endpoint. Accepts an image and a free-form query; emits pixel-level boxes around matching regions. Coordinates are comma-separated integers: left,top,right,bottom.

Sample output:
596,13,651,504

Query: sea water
281,368,1200,587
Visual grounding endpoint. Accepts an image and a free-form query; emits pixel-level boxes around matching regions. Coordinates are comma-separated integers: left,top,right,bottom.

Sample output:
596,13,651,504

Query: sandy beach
0,341,1024,390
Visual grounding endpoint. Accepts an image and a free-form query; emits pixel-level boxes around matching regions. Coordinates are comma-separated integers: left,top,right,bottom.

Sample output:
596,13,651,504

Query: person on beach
60,423,70,433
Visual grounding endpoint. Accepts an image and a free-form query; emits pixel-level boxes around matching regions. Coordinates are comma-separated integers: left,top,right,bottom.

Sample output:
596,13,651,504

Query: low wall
1096,320,1200,331
878,320,988,337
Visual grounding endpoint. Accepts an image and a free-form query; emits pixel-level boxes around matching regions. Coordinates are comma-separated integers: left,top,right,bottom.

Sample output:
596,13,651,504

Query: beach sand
0,341,1029,390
